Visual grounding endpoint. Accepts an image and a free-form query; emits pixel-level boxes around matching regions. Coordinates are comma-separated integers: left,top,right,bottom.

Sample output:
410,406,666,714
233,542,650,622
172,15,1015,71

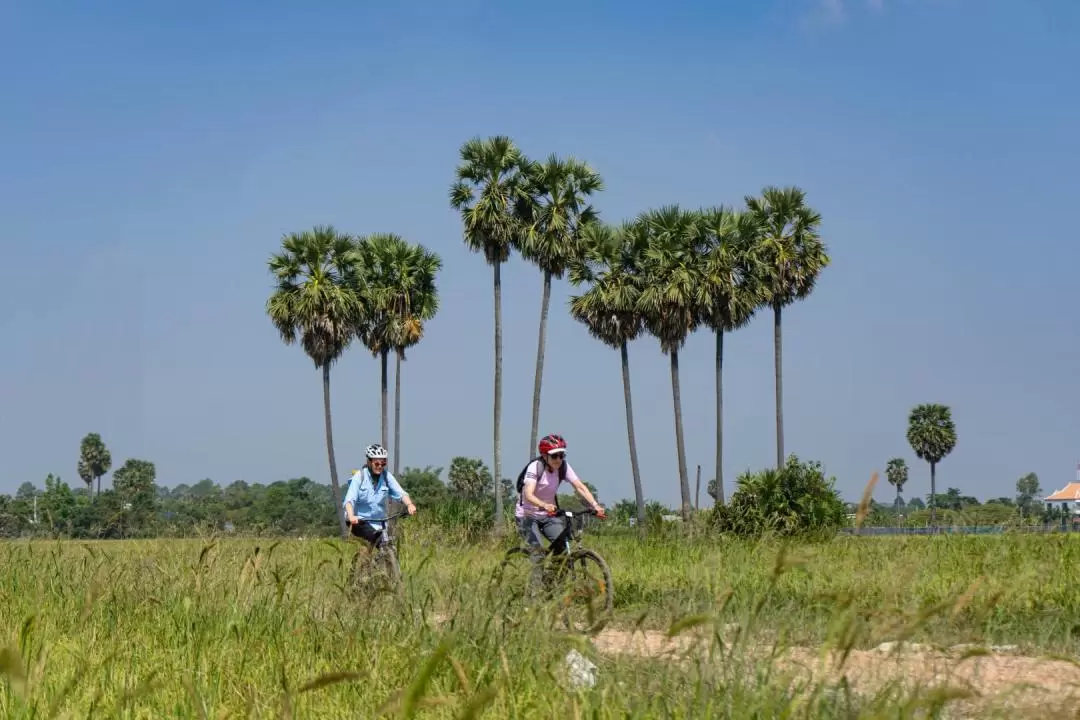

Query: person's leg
350,520,382,547
537,516,570,587
518,517,546,594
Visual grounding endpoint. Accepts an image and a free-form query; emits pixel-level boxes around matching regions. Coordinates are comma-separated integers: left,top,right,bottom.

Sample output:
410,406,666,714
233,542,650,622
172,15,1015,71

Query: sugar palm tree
373,237,442,476
698,207,767,506
516,154,604,454
745,186,829,469
885,457,909,509
906,404,957,528
266,226,365,538
353,233,437,455
449,135,528,529
636,207,707,519
569,221,647,526
77,432,112,498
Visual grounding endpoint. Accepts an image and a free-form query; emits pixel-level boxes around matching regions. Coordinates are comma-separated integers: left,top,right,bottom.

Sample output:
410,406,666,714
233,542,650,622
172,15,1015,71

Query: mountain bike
490,508,613,633
348,510,410,597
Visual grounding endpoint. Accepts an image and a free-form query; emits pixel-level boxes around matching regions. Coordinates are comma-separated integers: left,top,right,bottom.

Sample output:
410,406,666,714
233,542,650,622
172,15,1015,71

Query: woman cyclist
516,433,605,558
343,443,416,548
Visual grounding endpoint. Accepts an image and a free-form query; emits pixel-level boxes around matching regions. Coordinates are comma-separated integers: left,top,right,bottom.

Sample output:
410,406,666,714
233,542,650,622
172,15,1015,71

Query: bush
711,455,845,538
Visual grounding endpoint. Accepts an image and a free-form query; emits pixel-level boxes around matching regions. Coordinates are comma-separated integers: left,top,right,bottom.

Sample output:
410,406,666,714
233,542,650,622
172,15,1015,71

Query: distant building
1044,464,1080,514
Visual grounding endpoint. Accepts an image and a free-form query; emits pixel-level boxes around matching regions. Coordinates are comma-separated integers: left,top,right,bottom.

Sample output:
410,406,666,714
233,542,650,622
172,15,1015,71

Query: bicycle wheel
556,549,613,634
489,547,539,608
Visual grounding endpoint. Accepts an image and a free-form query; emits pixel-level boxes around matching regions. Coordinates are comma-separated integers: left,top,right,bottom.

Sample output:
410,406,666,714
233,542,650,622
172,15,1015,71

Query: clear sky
2,0,1078,508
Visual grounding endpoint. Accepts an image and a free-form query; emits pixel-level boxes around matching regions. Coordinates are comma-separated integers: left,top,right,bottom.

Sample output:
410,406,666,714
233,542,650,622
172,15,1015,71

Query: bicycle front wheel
557,549,614,634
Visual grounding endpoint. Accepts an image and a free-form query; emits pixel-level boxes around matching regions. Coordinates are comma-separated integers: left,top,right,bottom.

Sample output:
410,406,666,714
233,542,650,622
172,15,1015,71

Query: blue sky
2,0,1078,507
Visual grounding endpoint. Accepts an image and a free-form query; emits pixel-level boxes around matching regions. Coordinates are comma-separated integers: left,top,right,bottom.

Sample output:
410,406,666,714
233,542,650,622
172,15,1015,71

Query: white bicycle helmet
365,443,388,460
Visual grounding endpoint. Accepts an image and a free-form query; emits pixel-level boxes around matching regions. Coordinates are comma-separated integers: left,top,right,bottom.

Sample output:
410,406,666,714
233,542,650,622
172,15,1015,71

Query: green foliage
446,457,493,501
711,455,846,538
397,466,447,507
1016,472,1041,511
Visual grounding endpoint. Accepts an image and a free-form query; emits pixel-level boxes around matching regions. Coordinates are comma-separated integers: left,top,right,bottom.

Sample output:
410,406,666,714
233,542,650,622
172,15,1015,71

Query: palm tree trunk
492,262,504,531
529,270,552,455
380,348,389,450
322,362,347,539
394,349,403,477
620,340,646,528
95,476,101,497
773,303,785,469
929,461,937,529
670,349,692,519
715,329,726,506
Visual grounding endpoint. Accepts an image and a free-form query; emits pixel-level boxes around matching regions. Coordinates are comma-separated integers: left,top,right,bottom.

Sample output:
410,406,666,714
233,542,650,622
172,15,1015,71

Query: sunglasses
546,453,566,460
369,459,387,466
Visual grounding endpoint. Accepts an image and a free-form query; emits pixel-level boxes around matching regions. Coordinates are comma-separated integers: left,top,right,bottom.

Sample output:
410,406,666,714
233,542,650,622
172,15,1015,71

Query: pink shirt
516,459,580,519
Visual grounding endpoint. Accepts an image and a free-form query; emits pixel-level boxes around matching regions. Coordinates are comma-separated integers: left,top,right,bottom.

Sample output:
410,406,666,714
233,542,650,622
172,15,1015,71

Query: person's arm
343,470,361,524
565,464,604,514
386,472,417,514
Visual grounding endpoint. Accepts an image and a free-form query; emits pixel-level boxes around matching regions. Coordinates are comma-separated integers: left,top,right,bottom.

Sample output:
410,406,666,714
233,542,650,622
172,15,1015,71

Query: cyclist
343,443,416,548
516,433,605,560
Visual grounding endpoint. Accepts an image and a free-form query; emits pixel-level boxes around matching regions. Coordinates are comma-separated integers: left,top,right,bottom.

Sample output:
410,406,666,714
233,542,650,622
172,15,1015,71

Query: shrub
711,455,845,538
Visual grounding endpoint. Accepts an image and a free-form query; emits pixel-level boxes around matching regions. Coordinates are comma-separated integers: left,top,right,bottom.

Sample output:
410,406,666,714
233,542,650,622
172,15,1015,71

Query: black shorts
350,520,387,547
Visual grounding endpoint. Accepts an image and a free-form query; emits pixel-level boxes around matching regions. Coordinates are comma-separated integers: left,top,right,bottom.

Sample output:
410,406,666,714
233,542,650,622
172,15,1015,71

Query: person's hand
593,505,606,519
348,514,358,525
406,503,417,516
544,503,558,514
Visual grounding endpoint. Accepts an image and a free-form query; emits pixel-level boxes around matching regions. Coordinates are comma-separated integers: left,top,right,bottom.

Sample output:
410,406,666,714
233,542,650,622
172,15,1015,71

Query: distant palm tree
77,432,112,498
267,226,365,539
449,136,528,530
358,235,442,475
885,457,909,509
745,186,829,469
516,154,604,454
906,404,957,528
569,221,647,526
698,207,767,506
636,206,707,519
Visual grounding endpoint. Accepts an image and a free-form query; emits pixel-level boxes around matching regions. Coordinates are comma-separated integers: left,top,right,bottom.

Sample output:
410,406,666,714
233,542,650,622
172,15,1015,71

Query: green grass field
2,525,1079,718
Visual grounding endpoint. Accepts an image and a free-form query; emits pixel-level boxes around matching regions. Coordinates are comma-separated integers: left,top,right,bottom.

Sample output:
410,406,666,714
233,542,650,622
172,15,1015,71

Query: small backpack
515,456,568,496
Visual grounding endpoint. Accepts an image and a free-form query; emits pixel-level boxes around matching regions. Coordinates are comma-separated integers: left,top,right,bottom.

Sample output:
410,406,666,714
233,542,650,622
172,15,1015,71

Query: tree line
266,133,837,538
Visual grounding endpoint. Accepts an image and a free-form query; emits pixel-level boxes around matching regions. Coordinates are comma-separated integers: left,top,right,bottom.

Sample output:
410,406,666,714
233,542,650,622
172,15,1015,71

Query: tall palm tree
569,221,647,526
267,225,365,539
367,236,442,476
745,186,829,469
636,206,707,519
516,154,604,454
885,457,909,509
698,208,767,506
449,135,528,530
906,403,957,528
77,432,112,498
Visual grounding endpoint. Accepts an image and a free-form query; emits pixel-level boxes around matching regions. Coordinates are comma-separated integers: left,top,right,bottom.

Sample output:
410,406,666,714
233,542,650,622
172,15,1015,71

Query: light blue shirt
342,466,407,528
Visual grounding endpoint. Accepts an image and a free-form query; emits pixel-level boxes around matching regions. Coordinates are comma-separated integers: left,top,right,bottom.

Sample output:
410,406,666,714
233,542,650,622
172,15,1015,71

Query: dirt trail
592,626,1080,715
429,612,1080,713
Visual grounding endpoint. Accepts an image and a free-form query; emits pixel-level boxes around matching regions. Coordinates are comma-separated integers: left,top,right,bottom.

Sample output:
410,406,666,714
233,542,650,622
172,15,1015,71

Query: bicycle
348,509,410,597
490,508,614,633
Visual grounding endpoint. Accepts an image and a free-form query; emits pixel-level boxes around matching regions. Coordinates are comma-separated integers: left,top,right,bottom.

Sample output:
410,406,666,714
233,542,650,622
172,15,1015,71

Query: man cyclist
516,433,605,560
343,443,416,548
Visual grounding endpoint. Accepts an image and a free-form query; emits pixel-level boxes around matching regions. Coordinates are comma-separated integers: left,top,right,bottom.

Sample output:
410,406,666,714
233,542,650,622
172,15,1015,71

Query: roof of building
1045,483,1080,501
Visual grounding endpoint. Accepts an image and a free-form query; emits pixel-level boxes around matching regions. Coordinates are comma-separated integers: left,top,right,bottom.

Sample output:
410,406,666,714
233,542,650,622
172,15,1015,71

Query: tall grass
1,523,1076,717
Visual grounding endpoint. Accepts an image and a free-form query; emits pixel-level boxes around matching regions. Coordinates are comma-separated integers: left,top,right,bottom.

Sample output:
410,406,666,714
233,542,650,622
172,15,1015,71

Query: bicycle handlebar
545,507,606,520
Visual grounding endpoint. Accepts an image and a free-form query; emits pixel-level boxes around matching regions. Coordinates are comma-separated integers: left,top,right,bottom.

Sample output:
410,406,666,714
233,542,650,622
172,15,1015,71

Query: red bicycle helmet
538,433,567,456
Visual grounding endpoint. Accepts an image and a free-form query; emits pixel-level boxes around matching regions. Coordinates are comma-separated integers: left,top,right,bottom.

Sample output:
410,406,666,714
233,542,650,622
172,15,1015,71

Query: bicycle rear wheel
556,549,613,634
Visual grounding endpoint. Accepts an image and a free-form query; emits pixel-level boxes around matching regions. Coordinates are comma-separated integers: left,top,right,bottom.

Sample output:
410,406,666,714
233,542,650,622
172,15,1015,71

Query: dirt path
428,611,1080,714
592,626,1080,716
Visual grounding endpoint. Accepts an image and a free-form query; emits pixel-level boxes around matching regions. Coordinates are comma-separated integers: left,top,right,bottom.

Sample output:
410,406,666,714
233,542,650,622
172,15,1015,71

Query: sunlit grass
1,524,1078,717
